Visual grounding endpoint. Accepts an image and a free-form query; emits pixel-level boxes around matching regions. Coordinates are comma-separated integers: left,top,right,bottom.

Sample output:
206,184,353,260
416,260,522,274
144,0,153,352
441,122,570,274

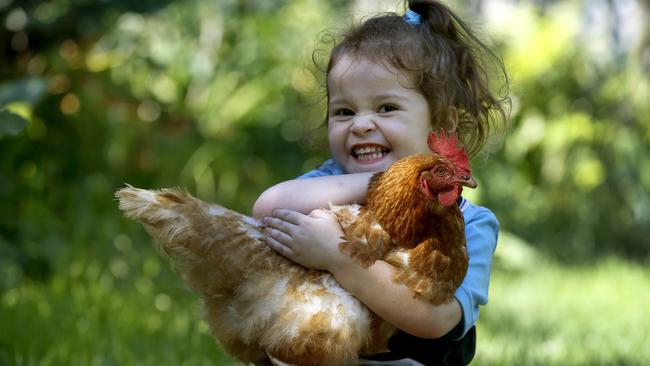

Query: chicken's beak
457,175,478,189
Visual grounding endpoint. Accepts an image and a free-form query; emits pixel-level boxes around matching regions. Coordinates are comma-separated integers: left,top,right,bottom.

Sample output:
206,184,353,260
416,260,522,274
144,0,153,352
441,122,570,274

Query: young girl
254,1,508,364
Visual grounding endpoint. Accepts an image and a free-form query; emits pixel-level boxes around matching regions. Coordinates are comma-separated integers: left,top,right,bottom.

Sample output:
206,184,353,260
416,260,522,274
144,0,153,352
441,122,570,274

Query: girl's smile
351,143,390,163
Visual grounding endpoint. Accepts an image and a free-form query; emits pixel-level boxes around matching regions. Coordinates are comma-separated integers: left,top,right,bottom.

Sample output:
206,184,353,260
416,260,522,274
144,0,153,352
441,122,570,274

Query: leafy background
1,0,649,364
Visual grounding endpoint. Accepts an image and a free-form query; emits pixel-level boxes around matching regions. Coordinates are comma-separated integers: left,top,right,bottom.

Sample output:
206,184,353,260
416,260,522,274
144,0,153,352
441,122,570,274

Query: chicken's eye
435,167,447,176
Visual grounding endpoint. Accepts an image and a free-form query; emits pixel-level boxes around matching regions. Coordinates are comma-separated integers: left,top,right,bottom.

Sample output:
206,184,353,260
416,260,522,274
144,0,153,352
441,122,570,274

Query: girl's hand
262,209,350,272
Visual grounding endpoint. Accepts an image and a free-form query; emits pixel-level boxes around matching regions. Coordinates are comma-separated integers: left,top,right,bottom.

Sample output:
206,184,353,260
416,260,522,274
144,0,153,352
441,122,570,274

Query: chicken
115,130,474,366
337,130,476,304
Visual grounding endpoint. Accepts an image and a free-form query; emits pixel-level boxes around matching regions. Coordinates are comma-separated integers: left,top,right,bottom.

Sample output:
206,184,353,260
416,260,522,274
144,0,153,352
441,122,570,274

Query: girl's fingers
265,227,292,246
263,210,305,234
264,236,295,260
262,217,294,235
271,209,304,225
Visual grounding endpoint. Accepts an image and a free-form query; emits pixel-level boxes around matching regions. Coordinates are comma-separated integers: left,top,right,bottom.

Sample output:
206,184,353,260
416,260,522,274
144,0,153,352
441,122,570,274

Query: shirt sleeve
451,206,499,339
297,159,345,179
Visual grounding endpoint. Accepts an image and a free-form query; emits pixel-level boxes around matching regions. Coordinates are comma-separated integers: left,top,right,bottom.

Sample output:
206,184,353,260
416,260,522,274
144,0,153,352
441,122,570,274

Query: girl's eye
435,167,447,176
332,108,354,116
378,104,398,113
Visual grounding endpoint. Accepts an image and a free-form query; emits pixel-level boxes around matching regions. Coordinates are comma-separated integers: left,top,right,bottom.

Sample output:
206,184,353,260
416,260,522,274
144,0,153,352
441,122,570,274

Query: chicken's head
419,130,477,207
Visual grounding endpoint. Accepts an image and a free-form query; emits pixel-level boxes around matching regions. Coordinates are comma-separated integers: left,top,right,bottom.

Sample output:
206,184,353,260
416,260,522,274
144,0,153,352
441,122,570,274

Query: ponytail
408,0,509,155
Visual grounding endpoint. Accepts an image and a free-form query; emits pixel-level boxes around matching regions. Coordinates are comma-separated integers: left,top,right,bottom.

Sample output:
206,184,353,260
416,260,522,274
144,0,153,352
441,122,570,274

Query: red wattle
438,186,459,207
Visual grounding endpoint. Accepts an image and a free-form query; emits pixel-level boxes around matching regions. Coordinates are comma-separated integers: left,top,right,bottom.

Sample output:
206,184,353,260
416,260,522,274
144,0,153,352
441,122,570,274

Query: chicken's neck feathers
366,158,463,248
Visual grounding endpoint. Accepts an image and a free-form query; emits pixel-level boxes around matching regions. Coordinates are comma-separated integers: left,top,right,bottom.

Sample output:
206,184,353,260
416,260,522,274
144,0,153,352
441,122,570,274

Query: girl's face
327,56,433,174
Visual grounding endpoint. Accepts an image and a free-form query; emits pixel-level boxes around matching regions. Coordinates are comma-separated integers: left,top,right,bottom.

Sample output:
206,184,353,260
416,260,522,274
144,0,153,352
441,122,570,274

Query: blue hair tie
404,9,421,25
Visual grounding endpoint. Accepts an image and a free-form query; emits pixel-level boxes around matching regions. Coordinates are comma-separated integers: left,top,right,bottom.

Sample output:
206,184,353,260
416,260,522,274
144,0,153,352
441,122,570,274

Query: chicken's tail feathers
116,185,184,224
116,184,266,266
115,185,213,264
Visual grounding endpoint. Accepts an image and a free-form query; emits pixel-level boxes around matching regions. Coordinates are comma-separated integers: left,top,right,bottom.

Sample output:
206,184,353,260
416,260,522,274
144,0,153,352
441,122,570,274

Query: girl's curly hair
323,0,509,156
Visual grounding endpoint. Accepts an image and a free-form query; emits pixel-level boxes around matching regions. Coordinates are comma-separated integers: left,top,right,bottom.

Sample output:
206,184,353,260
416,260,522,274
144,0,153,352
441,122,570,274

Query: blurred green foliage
1,0,336,290
473,2,650,261
1,0,649,364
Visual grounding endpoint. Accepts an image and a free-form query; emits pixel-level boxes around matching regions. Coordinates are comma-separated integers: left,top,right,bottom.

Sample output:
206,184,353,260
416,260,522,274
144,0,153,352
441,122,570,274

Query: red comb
427,130,470,173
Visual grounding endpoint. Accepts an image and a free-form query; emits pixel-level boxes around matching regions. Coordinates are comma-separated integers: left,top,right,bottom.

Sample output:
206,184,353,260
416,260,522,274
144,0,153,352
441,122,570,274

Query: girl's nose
350,114,376,135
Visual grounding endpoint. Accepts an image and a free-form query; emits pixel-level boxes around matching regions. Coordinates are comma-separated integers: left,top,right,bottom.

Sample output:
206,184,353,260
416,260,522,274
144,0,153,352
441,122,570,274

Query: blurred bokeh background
1,0,649,364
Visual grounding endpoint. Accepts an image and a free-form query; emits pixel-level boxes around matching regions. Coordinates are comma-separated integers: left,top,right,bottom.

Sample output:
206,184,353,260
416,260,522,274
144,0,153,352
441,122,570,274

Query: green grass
0,248,236,366
476,258,650,365
1,245,649,365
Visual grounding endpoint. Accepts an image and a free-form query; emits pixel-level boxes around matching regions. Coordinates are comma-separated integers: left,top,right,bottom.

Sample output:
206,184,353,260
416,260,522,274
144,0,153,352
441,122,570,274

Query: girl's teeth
354,146,384,154
352,145,389,161
356,151,387,161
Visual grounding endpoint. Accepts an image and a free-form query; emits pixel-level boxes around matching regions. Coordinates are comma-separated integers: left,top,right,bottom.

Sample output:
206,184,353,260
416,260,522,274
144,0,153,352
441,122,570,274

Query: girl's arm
256,172,462,338
252,172,374,218
330,250,462,338
263,208,462,339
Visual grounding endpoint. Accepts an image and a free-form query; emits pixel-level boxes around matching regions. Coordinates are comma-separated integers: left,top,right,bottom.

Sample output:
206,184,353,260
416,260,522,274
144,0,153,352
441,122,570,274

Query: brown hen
115,130,474,365
337,131,476,304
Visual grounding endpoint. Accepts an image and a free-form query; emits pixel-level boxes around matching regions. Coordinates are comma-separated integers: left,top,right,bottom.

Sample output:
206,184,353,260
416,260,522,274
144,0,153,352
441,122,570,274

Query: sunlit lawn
1,243,648,365
476,257,650,365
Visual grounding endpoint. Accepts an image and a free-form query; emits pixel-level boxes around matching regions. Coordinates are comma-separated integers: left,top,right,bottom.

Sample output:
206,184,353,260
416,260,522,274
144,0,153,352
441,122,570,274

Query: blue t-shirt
298,159,498,340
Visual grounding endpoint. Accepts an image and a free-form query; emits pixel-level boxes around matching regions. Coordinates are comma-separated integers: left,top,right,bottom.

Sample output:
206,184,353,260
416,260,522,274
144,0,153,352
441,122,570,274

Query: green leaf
0,109,29,138
0,77,47,105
